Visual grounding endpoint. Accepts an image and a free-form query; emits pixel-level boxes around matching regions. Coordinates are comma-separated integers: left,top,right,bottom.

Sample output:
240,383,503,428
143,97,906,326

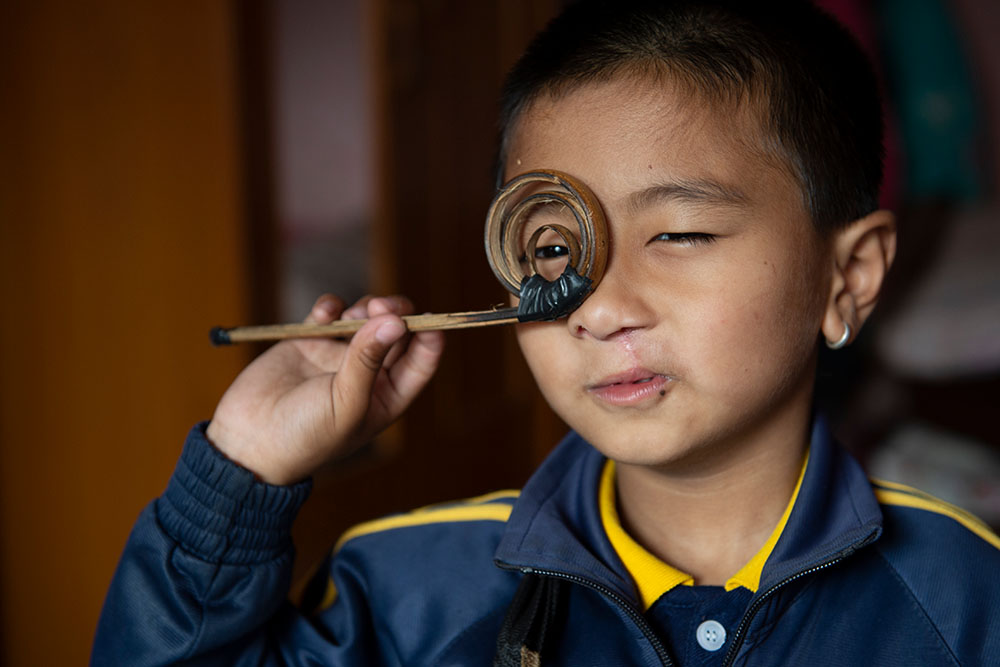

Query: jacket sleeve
91,423,356,666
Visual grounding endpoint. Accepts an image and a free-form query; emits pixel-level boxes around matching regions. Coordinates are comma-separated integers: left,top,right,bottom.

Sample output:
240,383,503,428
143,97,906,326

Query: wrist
157,422,313,564
205,419,302,486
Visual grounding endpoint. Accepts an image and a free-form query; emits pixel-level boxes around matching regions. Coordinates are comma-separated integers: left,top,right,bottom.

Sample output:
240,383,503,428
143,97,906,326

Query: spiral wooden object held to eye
210,170,608,345
485,170,607,298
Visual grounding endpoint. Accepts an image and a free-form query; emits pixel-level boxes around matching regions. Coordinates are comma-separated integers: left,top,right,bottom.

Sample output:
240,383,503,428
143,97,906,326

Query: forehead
505,74,802,212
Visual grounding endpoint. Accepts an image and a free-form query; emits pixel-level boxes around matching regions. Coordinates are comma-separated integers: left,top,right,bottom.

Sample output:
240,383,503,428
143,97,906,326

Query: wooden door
291,0,567,581
0,3,252,664
0,1,565,663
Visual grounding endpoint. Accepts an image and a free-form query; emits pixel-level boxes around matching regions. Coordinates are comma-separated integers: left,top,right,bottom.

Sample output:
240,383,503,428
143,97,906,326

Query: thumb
332,315,407,425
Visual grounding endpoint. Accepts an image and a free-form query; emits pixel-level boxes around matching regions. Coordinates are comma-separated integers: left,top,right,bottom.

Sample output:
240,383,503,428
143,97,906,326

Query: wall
0,3,252,664
0,1,564,663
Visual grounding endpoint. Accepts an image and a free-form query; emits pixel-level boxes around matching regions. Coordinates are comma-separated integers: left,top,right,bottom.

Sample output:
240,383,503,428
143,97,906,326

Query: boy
94,1,1000,665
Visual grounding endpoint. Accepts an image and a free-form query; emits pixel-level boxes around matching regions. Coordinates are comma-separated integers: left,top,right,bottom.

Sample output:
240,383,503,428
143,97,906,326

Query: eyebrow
623,179,750,216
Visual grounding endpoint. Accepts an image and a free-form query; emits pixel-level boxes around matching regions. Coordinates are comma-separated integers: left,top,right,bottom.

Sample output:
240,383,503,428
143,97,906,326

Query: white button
696,620,727,651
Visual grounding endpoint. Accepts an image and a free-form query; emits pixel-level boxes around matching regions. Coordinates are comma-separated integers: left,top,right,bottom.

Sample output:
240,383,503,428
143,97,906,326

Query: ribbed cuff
156,422,312,565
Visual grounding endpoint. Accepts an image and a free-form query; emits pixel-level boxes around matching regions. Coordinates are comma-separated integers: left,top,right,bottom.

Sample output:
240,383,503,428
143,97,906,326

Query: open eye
517,240,572,281
516,243,569,264
516,205,580,281
534,244,570,259
649,232,717,246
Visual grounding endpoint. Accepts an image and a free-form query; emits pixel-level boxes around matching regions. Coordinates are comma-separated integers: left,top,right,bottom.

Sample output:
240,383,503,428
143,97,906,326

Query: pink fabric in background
814,0,905,211
950,0,1000,195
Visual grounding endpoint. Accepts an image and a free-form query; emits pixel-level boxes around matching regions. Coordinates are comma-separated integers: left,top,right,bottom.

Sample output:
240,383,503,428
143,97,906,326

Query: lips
587,368,671,406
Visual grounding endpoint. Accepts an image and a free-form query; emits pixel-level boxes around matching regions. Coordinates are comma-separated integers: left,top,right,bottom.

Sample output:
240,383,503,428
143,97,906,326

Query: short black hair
498,0,884,232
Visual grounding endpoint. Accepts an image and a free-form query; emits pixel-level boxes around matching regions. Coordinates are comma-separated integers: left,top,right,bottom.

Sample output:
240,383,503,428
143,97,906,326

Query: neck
614,405,812,586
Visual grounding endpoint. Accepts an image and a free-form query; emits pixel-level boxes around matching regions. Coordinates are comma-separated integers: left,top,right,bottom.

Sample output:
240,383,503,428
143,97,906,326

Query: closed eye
649,232,717,247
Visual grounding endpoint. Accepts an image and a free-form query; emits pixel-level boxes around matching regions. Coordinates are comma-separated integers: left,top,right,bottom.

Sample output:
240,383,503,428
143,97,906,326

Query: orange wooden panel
0,2,251,664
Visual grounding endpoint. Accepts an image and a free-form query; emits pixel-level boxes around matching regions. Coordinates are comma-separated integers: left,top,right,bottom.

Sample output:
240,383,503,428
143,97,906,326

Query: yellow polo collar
599,451,809,610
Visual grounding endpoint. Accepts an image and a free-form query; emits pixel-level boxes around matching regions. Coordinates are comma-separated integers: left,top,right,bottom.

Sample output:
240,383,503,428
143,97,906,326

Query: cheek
687,256,825,377
515,325,577,412
515,324,563,379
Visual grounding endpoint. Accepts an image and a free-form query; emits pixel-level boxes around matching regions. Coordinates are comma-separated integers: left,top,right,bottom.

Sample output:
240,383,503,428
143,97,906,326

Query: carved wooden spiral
484,170,608,296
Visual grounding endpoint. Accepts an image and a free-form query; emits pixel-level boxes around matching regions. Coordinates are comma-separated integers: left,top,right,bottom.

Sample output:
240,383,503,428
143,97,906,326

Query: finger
302,295,410,372
342,294,412,323
331,313,408,427
383,334,410,370
295,295,348,368
367,297,416,368
341,294,375,321
366,295,415,317
382,329,445,410
304,294,346,324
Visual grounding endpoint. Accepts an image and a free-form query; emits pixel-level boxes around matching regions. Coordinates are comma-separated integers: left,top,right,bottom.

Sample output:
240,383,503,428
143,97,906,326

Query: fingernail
375,320,405,344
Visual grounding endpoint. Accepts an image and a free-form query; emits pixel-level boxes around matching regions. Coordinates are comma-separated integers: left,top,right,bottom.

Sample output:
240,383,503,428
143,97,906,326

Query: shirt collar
495,416,883,609
599,450,809,610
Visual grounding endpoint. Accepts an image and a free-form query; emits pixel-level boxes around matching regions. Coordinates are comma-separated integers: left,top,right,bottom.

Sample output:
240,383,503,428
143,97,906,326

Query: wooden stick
211,171,609,348
211,307,520,345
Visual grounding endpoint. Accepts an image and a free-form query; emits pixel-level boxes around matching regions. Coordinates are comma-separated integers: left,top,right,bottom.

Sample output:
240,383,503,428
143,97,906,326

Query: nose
566,258,654,340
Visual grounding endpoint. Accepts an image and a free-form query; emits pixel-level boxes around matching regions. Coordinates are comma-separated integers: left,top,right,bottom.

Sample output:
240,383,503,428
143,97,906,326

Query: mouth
587,369,672,406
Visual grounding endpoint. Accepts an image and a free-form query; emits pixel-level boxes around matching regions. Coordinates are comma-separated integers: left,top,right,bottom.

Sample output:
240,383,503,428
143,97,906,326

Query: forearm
93,294,442,664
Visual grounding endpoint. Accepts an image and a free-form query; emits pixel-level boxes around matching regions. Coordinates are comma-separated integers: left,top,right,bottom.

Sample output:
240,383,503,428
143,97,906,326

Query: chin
576,416,741,476
573,420,689,465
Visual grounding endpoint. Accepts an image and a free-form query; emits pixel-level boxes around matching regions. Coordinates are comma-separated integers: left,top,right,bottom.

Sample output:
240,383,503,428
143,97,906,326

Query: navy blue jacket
93,420,1000,665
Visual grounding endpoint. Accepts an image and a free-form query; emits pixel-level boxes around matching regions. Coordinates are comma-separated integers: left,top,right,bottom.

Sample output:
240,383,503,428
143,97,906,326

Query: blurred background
0,0,997,664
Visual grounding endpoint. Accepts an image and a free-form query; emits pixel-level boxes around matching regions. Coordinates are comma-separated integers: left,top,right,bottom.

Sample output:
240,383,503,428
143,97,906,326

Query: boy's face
507,75,833,469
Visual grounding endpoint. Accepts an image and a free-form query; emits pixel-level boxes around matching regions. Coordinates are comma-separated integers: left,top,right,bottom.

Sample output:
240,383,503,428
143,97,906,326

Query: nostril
610,327,638,340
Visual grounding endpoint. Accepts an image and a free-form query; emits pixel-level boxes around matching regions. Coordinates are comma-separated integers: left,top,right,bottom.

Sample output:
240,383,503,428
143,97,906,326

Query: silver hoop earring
826,322,851,350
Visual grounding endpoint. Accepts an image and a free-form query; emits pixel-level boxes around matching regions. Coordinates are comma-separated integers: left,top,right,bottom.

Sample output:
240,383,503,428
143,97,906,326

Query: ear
822,210,897,347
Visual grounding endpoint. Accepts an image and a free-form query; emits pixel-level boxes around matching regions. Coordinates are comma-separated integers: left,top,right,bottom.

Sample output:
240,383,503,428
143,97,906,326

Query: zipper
512,565,675,666
501,530,878,666
720,533,879,667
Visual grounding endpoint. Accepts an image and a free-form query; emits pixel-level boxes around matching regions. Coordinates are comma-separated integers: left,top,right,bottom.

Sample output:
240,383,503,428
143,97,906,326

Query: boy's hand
205,294,445,485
